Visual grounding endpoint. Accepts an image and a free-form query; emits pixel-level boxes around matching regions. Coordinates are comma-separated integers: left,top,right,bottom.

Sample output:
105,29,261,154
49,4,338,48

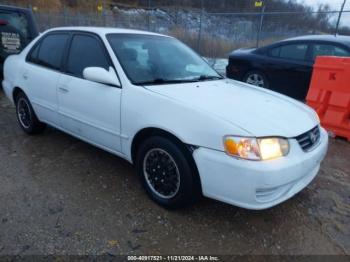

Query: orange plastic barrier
307,56,350,141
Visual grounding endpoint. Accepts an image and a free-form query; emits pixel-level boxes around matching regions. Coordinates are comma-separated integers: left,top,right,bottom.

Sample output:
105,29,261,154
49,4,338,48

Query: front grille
296,126,321,152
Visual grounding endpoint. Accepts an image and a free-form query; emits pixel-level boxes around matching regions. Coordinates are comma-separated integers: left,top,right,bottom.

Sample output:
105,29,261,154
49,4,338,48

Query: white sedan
2,27,328,210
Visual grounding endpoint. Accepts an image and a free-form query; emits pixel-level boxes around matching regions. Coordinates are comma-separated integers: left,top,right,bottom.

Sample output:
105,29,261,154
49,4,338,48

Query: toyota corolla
2,27,328,209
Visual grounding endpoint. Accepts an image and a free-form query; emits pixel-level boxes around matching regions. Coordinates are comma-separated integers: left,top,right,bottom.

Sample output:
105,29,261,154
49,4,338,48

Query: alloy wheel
143,148,181,199
17,98,32,129
246,73,265,87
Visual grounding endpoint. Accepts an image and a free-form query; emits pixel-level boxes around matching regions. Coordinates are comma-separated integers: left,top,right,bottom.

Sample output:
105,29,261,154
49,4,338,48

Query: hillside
5,0,331,13
6,0,336,34
3,0,347,57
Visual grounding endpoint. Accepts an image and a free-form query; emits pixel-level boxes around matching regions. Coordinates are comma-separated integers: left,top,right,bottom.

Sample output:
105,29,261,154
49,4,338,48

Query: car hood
145,79,318,137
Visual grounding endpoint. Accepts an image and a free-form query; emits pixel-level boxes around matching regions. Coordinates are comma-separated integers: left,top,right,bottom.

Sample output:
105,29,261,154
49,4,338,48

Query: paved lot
0,89,349,256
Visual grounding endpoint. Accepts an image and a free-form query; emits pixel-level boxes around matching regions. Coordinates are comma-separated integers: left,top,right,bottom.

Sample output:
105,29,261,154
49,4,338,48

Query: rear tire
136,136,199,209
243,70,269,88
15,92,46,135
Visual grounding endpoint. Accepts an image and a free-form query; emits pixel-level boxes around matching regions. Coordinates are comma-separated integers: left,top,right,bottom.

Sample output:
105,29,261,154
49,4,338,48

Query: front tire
15,92,46,135
136,136,199,209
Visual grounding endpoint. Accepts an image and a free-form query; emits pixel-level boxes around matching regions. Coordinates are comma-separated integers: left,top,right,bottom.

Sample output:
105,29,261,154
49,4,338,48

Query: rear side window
311,44,350,60
34,34,69,70
270,47,280,57
27,43,39,63
66,34,110,78
270,44,308,61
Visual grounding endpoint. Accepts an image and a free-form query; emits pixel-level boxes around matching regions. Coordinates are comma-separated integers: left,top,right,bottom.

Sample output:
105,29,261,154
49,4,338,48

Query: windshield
107,34,222,85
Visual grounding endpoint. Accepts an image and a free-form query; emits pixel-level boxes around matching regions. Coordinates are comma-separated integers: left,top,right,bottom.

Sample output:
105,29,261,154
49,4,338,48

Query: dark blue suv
1,5,39,79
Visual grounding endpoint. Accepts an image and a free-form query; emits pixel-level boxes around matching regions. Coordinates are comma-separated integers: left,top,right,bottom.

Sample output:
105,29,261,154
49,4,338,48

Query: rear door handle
58,87,69,93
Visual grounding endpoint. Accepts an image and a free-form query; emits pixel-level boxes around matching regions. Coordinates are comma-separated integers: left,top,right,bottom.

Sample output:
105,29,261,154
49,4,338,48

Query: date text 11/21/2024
127,255,220,261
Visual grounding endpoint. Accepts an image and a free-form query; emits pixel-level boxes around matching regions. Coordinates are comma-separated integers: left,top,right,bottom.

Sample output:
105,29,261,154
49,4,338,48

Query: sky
299,0,350,26
300,0,349,9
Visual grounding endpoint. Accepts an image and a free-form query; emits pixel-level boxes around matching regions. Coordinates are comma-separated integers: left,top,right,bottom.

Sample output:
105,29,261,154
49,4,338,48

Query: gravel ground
0,89,349,256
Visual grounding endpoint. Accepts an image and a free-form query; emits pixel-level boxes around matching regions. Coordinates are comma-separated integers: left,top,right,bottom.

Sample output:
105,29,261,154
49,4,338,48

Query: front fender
121,85,251,161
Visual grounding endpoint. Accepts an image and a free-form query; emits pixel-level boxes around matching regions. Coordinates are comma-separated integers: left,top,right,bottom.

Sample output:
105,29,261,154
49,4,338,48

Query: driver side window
66,34,110,78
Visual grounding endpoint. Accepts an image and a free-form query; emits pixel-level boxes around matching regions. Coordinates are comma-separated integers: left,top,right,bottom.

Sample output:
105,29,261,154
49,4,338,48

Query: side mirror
83,67,121,87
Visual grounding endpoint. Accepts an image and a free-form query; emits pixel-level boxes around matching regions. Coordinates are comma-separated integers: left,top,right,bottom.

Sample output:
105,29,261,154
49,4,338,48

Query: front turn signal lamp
224,136,289,161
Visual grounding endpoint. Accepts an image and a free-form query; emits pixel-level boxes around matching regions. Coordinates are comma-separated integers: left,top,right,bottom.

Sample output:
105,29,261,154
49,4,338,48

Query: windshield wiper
134,78,199,86
194,75,224,81
134,75,224,86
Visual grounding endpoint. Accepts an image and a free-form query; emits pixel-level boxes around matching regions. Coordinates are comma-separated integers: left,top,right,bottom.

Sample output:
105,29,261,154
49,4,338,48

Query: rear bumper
193,128,329,210
225,65,238,80
226,62,245,80
2,79,13,103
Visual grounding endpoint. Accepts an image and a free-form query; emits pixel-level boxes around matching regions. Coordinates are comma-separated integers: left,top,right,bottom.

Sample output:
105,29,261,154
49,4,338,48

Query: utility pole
256,1,266,48
148,0,151,30
197,0,204,53
335,0,347,35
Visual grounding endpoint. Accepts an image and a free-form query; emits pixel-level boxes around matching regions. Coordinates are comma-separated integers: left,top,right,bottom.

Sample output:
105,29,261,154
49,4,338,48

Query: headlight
224,136,289,161
258,138,289,160
224,136,261,160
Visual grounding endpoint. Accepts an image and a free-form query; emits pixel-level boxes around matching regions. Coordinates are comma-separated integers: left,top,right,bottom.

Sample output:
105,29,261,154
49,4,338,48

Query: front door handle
58,87,69,93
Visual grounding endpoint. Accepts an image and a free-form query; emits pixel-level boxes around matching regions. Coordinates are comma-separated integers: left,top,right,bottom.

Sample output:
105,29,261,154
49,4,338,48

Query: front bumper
193,127,329,210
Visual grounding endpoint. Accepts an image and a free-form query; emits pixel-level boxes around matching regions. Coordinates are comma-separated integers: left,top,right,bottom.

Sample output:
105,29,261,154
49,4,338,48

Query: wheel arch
131,127,195,163
12,86,25,102
130,127,203,193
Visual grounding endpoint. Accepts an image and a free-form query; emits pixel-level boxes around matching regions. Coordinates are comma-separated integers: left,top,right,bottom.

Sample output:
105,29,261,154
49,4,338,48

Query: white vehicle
2,27,328,210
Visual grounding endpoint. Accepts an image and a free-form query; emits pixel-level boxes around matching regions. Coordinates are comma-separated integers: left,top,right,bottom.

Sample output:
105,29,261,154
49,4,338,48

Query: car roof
279,34,350,47
45,26,169,38
0,4,32,13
